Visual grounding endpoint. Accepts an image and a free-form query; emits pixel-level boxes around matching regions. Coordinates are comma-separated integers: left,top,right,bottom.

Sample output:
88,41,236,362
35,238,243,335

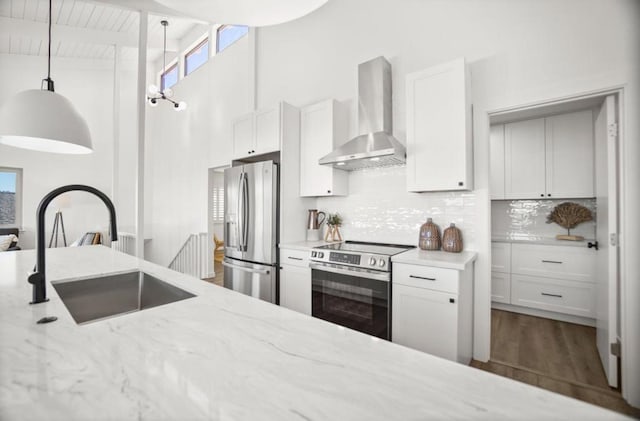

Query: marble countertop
279,240,339,251
392,249,477,270
0,246,626,420
492,235,595,248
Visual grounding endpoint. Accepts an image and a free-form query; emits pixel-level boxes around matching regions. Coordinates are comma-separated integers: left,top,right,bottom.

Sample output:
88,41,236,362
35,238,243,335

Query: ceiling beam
0,16,178,51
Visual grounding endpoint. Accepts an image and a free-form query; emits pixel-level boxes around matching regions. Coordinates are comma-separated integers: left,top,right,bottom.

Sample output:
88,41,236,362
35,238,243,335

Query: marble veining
0,246,628,420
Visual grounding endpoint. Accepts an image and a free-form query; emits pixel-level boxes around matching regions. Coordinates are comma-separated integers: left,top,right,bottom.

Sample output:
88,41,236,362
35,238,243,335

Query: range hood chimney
319,56,406,171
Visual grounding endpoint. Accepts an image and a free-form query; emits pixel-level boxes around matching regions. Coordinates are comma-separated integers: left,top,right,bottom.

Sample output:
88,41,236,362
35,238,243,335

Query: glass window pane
217,25,249,53
185,39,209,76
0,171,17,226
161,65,179,90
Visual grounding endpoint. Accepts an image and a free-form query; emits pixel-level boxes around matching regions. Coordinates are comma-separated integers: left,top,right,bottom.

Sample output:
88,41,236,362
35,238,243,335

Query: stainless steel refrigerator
223,161,278,303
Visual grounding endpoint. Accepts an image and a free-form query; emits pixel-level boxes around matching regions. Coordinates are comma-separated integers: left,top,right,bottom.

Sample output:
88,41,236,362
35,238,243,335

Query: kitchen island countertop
0,246,627,420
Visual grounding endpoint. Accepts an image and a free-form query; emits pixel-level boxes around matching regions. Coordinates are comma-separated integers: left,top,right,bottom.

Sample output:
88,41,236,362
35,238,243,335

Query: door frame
486,85,629,399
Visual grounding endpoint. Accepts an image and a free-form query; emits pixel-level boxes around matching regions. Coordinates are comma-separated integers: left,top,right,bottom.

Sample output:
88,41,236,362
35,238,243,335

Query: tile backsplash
491,199,597,240
315,166,477,249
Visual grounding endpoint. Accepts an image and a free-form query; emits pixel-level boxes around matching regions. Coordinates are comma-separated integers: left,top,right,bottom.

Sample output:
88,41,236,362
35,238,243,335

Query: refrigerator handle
222,259,270,275
237,172,244,252
242,172,250,251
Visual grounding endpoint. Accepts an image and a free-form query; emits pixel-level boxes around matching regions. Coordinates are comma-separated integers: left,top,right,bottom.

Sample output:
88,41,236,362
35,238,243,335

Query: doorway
476,91,636,415
207,165,229,286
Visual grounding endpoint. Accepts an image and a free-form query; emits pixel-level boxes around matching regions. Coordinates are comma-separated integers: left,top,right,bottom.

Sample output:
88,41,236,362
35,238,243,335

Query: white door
545,110,595,198
300,100,333,197
254,107,280,155
504,118,546,199
279,264,312,315
232,114,254,158
595,95,619,387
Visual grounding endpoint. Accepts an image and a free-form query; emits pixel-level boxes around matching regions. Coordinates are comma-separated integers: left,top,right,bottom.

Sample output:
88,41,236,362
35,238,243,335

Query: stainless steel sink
52,271,196,324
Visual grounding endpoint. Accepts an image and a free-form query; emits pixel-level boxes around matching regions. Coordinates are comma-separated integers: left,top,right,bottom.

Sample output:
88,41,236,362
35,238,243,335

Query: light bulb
148,84,159,95
175,101,187,111
164,88,173,98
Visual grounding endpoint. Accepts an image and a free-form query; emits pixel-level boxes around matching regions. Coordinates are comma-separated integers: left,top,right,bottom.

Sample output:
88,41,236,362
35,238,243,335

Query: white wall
0,54,117,249
252,0,640,404
144,35,250,267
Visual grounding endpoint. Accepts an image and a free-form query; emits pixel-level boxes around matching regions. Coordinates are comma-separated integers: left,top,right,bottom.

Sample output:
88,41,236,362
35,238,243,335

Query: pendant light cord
161,20,167,93
43,0,54,92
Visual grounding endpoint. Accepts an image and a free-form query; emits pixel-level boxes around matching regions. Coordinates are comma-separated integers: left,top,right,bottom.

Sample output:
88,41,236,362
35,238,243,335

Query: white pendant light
0,0,92,154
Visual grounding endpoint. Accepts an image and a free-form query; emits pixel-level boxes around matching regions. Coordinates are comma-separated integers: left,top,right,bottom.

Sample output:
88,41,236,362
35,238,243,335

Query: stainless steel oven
310,262,390,340
309,241,414,340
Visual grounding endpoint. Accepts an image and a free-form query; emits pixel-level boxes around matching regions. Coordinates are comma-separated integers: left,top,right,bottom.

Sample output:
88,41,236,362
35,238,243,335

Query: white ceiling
0,0,201,60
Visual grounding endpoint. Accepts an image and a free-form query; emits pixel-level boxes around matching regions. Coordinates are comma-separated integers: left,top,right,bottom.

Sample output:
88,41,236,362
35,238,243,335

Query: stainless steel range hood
319,56,405,171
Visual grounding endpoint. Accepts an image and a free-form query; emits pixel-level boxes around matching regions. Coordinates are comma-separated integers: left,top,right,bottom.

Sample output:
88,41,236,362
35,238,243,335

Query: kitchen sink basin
52,271,196,324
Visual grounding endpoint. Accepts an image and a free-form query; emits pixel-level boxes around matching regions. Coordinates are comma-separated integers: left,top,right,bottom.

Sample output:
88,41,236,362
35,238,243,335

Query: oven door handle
309,262,390,282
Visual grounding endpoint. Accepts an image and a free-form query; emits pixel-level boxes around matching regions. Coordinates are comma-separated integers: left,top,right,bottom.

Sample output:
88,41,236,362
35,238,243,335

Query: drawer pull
287,257,303,261
541,292,563,298
541,260,563,264
410,275,436,281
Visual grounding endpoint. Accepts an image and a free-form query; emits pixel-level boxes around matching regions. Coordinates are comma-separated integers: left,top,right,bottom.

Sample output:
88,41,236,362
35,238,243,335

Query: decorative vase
325,225,343,242
418,218,441,250
442,223,463,253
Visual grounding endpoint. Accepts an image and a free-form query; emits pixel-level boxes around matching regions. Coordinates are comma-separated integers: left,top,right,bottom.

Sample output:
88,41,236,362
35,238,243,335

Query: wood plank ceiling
0,0,200,60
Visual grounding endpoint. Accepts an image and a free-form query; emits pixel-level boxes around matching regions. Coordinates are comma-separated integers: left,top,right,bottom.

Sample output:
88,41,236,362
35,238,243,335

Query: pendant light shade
0,0,92,154
0,90,92,154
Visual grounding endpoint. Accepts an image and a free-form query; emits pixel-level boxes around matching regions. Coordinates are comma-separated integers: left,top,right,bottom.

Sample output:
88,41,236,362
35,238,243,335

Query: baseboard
492,302,596,327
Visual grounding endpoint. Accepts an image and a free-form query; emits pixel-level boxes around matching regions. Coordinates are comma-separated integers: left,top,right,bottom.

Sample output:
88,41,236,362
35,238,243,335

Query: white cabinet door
491,271,511,304
545,110,594,198
299,99,348,197
490,124,505,200
280,264,311,315
406,58,472,192
392,283,458,361
254,107,280,155
232,114,254,159
504,118,546,199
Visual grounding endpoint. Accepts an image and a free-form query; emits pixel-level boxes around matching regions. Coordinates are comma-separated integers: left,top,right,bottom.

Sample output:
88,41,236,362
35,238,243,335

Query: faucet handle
28,271,48,304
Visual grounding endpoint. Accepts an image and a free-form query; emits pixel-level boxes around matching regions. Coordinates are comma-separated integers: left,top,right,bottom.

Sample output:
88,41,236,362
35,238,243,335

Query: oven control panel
310,249,390,271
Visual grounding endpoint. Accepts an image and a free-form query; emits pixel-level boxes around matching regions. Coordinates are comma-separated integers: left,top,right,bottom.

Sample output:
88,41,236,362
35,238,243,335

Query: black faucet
28,185,118,304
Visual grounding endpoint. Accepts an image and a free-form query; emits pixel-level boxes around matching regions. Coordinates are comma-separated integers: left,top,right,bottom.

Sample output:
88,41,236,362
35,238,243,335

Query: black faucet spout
30,184,118,305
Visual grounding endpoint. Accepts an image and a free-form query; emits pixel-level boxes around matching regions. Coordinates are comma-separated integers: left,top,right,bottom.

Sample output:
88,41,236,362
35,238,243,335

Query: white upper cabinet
232,104,283,159
545,110,594,198
254,108,280,155
299,99,348,197
406,57,472,192
489,124,505,200
232,114,254,159
501,110,595,200
504,118,547,199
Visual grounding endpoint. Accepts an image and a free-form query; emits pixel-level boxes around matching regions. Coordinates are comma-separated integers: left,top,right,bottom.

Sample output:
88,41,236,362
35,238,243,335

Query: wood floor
471,309,639,417
203,260,224,286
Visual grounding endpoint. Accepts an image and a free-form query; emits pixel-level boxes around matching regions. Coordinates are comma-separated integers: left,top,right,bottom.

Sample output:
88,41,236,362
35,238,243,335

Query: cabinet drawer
491,271,511,304
393,263,459,294
279,249,309,268
511,274,595,317
491,242,511,273
511,243,596,282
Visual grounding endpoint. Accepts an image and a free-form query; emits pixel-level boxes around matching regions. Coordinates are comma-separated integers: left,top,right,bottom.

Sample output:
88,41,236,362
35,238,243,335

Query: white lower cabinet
279,248,311,315
491,241,597,321
392,262,473,364
491,271,511,304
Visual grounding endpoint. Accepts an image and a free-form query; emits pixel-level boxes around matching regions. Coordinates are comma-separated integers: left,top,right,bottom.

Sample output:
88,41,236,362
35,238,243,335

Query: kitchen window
0,167,22,228
185,37,209,76
216,25,249,53
161,63,179,91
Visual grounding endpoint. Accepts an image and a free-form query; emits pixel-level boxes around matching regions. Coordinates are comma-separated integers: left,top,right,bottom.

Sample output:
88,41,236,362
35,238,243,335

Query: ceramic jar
442,223,463,253
418,218,441,250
